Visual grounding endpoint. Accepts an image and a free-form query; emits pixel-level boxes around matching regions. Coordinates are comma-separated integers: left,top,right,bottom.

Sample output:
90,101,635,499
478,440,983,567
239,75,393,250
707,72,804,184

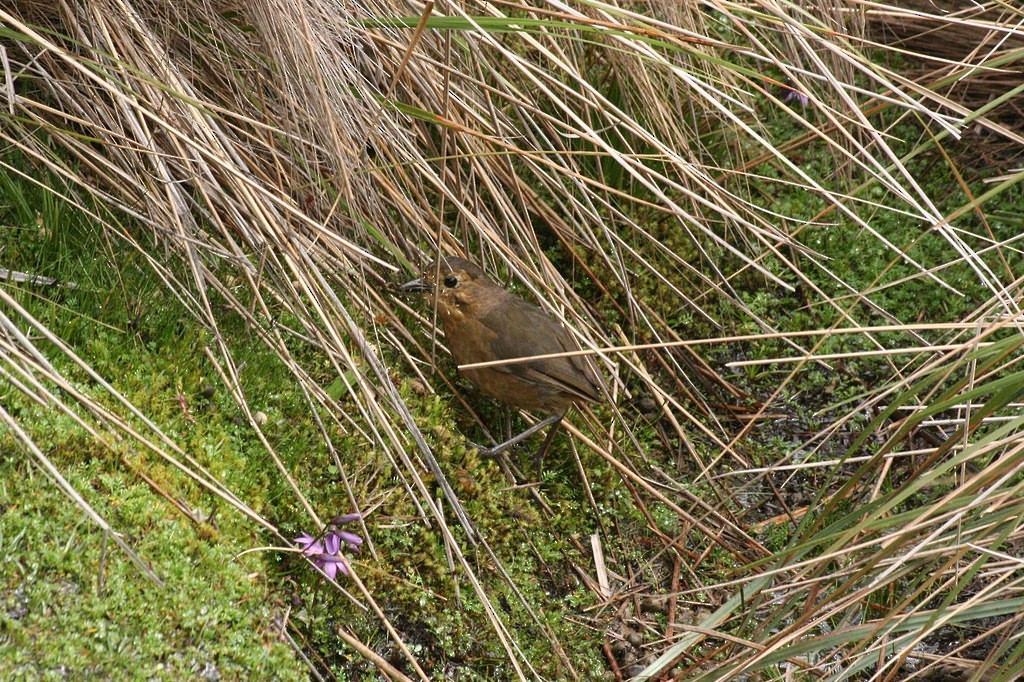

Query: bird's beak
401,277,432,293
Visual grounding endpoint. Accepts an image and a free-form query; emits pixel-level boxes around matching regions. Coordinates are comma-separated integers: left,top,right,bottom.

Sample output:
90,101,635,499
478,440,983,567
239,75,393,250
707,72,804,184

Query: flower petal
302,540,325,557
324,531,341,555
337,531,363,550
332,512,362,526
322,554,349,578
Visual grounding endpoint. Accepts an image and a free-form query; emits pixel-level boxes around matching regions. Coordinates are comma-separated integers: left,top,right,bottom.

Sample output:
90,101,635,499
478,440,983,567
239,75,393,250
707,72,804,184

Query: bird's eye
443,275,458,288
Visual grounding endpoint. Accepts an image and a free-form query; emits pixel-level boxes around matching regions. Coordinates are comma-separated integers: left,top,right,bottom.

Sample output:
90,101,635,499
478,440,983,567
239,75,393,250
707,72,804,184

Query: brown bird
402,256,602,471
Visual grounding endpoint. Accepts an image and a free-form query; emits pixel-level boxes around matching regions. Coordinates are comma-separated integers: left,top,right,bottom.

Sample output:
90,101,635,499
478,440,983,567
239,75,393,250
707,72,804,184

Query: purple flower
337,530,363,551
294,513,364,583
332,512,362,525
294,532,320,552
316,552,349,581
781,86,808,108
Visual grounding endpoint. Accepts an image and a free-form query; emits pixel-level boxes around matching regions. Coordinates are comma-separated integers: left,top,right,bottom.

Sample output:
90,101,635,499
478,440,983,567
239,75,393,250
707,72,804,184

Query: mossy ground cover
0,186,302,677
0,453,300,680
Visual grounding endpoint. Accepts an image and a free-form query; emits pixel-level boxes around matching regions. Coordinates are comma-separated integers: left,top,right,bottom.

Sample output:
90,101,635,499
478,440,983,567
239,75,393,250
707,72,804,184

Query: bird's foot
467,415,565,481
468,440,499,457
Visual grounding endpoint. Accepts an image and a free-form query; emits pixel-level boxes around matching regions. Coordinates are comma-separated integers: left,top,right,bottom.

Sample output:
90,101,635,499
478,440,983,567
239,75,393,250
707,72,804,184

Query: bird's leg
532,417,563,479
471,413,562,459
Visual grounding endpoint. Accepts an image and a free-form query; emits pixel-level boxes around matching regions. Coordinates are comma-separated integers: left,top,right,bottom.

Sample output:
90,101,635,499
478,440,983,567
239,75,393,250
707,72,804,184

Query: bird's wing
481,299,602,403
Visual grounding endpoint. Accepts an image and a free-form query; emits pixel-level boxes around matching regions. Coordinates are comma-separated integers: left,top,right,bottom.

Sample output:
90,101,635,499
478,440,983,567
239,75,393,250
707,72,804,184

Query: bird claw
468,440,497,457
468,439,541,481
468,425,559,481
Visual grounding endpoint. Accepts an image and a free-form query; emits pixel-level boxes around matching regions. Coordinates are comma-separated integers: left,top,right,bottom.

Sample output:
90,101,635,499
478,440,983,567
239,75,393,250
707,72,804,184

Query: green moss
0,454,300,680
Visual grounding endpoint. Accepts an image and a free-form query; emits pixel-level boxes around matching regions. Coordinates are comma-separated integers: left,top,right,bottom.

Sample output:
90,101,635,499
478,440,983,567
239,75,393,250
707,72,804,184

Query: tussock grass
2,0,1024,678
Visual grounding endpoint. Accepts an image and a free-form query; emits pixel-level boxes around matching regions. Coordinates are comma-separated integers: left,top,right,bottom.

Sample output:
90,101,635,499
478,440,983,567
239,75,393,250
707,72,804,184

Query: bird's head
401,257,500,321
